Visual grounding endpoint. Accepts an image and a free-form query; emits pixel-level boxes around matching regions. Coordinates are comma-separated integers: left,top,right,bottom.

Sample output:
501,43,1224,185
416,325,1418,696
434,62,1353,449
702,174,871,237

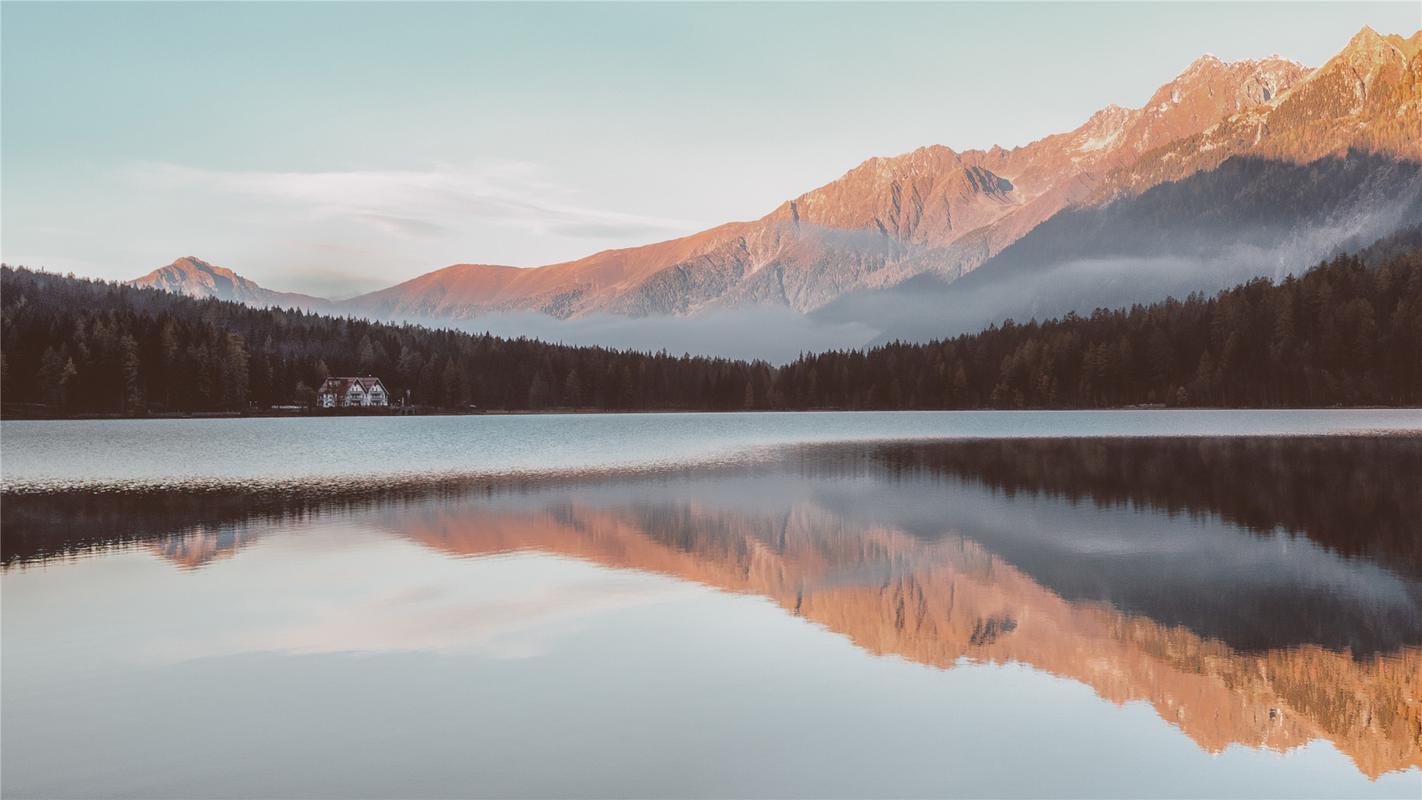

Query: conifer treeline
784,242,1422,409
2,239,1419,415
0,267,775,414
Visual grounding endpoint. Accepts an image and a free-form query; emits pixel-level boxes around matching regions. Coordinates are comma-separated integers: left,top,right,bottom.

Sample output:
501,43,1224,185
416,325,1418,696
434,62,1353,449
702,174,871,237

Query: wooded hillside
2,230,1419,414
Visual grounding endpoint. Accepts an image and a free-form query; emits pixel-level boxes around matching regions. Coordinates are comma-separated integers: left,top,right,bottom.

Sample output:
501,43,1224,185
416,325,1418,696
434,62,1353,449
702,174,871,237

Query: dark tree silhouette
2,231,1420,415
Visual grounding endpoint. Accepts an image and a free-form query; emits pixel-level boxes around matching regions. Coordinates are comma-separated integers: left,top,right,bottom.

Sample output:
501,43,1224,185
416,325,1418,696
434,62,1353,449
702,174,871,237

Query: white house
317,376,390,408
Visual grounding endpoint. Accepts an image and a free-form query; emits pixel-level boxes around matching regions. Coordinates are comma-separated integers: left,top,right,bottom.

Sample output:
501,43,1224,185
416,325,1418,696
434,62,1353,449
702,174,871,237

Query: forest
2,231,1420,415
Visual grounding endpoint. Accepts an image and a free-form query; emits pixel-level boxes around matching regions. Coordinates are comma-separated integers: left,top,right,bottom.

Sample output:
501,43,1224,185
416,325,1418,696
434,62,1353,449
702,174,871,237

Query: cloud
130,160,701,246
354,213,450,238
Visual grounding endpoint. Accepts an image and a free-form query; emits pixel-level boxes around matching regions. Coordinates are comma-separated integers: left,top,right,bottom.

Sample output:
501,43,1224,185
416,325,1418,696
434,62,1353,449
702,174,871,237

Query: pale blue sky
3,1,1418,295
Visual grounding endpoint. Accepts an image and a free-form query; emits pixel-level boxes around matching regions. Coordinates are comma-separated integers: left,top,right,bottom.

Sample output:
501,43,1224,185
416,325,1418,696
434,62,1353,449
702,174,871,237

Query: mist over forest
4,224,1419,416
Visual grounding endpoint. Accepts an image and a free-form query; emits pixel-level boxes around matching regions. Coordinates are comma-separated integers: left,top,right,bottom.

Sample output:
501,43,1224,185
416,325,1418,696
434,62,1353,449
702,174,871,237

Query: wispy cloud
130,161,700,244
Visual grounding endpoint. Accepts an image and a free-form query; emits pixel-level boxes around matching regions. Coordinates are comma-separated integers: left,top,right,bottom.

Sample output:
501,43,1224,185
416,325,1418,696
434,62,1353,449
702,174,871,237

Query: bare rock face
1112,28,1422,194
129,257,328,311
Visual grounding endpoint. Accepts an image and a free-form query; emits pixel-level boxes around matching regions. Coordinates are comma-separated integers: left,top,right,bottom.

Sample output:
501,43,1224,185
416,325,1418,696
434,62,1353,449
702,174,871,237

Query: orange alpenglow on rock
130,256,329,311
330,45,1326,319
127,28,1420,324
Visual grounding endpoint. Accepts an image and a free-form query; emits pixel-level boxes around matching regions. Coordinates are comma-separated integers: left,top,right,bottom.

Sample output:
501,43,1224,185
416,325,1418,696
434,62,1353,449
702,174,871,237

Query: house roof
317,376,386,394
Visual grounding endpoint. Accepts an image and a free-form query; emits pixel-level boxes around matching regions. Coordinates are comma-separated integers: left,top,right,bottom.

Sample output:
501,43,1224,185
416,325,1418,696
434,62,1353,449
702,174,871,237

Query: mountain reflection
3,436,1419,777
378,498,1421,778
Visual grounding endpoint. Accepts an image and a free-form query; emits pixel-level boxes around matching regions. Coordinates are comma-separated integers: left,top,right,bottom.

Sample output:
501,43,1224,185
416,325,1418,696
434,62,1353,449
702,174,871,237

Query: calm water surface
3,408,1420,491
2,412,1421,798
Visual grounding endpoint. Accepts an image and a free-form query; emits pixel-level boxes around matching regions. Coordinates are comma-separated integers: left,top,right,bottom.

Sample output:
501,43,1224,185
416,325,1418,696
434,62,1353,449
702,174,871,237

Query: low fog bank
835,224,1421,347
833,249,1324,347
443,306,880,364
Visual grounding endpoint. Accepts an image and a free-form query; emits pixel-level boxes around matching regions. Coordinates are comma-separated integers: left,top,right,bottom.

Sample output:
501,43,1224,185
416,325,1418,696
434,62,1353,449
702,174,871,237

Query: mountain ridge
339,47,1315,319
1108,26,1422,194
127,27,1419,328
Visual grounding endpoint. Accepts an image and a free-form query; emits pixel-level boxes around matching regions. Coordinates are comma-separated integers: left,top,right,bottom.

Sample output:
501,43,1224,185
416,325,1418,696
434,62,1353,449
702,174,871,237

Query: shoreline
4,404,1421,422
5,426,1421,498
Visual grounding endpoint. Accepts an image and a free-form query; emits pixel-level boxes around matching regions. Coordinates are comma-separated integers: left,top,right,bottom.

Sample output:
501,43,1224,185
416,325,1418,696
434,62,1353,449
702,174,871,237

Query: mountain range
130,26,1422,351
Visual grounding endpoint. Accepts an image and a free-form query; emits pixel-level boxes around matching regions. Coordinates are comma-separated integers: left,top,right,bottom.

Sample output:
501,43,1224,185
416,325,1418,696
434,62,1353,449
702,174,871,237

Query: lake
4,409,1421,492
2,411,1421,798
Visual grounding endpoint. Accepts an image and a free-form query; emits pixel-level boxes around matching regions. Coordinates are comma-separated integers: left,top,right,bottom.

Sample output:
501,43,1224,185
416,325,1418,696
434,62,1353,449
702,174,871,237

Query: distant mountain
339,49,1313,320
128,27,1420,347
129,257,328,310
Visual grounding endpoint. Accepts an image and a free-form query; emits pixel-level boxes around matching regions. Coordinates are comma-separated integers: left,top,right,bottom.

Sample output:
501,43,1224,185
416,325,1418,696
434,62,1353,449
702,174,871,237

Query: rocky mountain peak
1109,26,1420,194
129,257,327,309
1344,24,1386,50
133,257,253,296
1147,53,1310,118
1330,24,1412,78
